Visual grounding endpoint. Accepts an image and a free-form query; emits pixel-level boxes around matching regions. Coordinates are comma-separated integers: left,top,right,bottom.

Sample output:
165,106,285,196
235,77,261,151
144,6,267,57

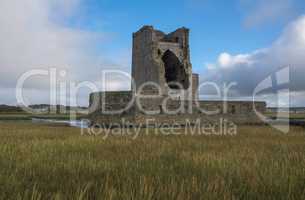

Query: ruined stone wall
197,101,266,115
192,74,199,100
90,91,265,116
138,100,266,116
89,91,134,115
89,92,267,126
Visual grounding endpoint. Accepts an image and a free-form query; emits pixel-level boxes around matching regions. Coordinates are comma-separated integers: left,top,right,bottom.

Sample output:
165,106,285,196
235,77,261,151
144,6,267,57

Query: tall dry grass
0,122,304,199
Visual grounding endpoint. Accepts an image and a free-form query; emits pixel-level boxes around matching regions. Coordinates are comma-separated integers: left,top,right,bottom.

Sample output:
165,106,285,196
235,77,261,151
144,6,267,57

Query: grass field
0,122,304,199
0,113,86,121
0,112,303,121
265,112,305,120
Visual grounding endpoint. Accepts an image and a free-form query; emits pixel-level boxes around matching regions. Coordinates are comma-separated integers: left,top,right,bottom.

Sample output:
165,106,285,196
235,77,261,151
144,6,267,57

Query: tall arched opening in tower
162,50,189,90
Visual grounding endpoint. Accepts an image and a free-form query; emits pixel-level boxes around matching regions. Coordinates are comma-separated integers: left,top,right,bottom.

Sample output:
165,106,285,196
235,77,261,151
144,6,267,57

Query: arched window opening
231,105,236,114
162,50,189,90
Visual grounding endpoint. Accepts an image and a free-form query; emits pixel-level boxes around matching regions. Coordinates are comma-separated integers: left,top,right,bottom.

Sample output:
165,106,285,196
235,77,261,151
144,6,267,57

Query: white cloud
0,0,131,106
217,52,253,68
0,0,103,85
202,15,305,106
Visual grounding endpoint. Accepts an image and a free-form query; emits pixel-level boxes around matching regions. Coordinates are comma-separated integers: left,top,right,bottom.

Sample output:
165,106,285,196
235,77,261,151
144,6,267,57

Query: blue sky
58,0,305,74
1,0,305,106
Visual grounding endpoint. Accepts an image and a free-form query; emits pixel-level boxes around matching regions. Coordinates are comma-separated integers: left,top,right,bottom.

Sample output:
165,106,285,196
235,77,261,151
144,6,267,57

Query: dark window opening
162,50,190,89
218,106,222,114
158,49,162,56
231,105,236,114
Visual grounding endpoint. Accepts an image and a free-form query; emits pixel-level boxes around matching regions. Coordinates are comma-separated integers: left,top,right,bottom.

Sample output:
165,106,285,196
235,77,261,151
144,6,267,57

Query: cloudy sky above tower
0,0,305,107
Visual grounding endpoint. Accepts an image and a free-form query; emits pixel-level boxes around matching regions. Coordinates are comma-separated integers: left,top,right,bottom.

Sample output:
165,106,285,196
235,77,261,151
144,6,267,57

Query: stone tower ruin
132,26,198,100
89,26,266,126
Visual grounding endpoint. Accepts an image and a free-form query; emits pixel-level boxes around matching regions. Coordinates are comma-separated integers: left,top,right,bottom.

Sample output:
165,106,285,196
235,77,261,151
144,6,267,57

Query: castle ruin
89,26,266,126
